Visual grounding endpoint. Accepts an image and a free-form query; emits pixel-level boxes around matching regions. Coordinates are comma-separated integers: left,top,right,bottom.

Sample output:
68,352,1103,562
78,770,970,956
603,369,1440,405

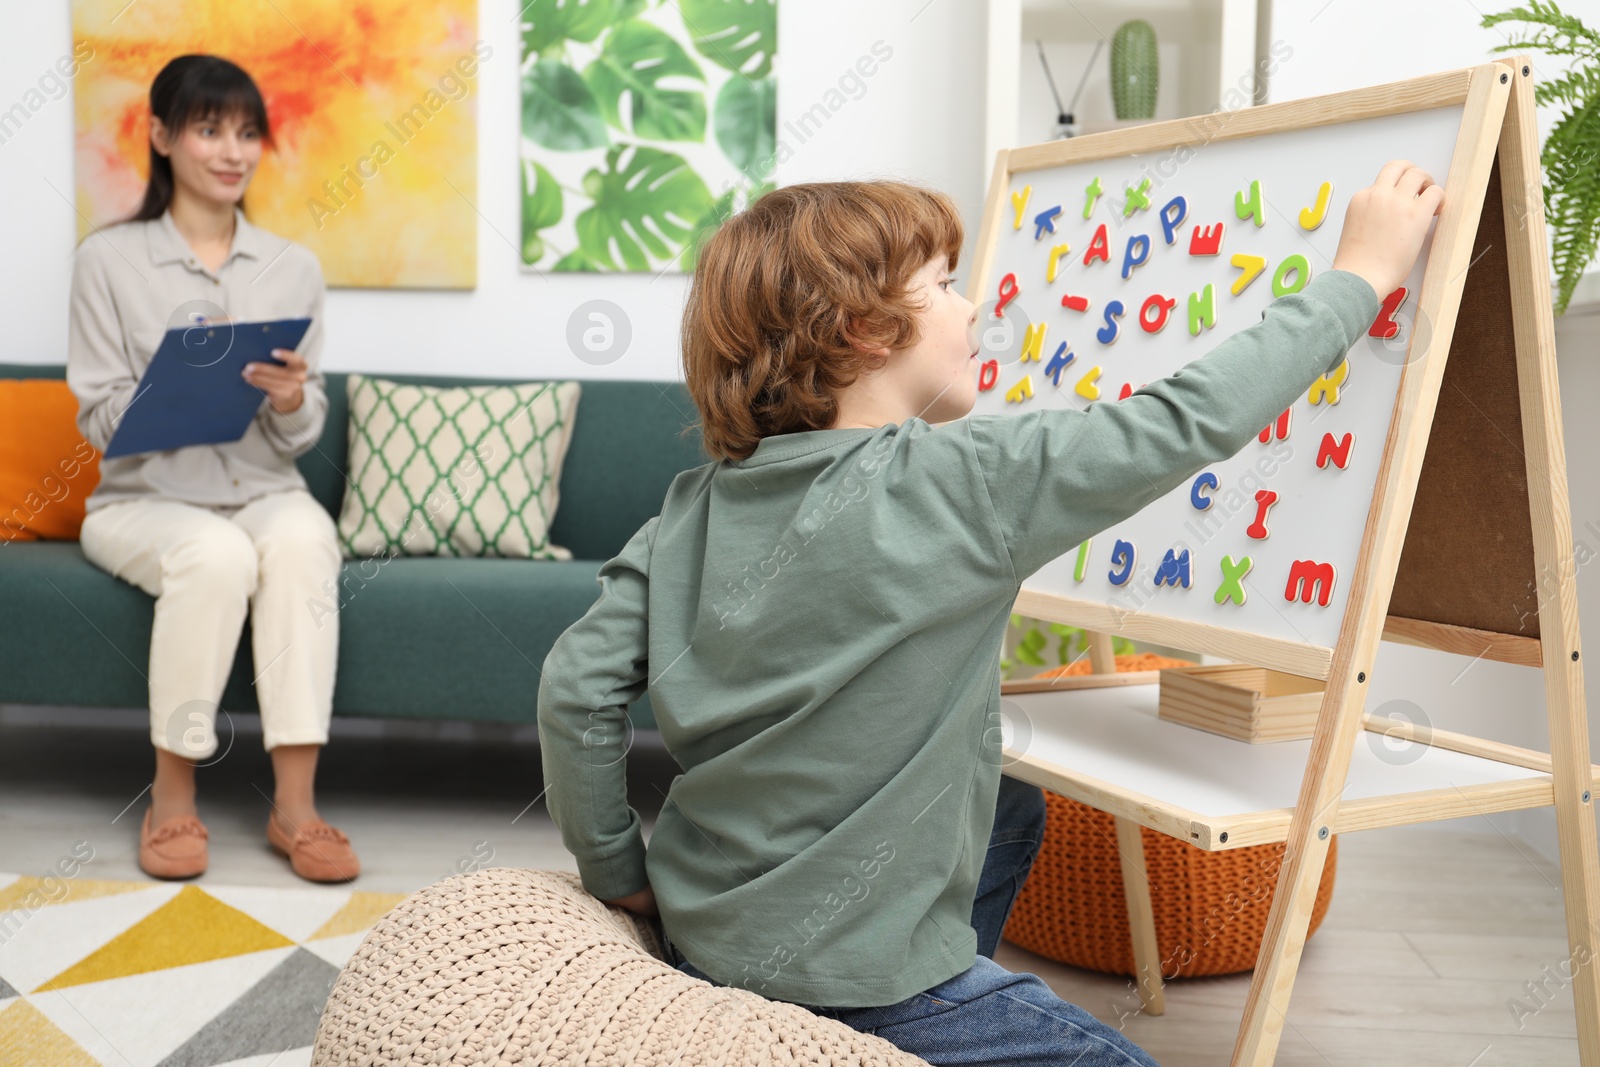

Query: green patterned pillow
336,375,581,560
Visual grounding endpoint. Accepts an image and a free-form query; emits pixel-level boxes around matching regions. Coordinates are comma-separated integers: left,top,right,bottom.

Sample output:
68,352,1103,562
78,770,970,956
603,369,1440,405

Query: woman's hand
244,348,307,415
604,884,659,918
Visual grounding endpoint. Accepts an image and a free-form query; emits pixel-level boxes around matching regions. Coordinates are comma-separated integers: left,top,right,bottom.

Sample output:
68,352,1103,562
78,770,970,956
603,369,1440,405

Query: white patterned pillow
337,375,580,560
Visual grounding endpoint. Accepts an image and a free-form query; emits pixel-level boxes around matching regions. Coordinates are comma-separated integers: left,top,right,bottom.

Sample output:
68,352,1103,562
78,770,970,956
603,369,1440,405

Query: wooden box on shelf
1156,664,1325,743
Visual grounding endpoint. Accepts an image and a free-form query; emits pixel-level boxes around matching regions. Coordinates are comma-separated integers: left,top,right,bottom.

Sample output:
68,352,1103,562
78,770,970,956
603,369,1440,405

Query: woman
67,54,358,883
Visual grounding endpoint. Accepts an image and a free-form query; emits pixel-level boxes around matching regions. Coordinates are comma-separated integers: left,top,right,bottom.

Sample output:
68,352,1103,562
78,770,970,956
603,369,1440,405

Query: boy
538,161,1443,1065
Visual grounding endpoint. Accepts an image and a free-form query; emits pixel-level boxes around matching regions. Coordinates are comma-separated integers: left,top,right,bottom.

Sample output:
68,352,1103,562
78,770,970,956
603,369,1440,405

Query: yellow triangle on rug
0,874,152,912
35,885,293,991
308,890,406,940
0,999,100,1067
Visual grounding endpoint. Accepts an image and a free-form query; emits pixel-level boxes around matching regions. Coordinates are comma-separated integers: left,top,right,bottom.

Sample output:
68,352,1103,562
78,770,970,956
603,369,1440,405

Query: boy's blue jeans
662,775,1162,1067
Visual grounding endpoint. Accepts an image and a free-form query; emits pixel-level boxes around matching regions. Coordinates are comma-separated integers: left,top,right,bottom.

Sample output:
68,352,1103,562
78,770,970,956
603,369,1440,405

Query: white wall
1264,0,1600,861
0,0,988,381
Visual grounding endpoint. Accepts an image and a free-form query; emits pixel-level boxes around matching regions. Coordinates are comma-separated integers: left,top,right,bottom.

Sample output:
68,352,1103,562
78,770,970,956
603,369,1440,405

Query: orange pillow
0,380,100,542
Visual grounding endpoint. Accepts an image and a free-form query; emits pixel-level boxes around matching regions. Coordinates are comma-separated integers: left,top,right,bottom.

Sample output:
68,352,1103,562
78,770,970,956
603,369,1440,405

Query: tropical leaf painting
518,0,777,273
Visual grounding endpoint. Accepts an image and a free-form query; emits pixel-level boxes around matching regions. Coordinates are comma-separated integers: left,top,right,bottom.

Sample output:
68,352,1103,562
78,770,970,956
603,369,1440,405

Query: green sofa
0,364,708,731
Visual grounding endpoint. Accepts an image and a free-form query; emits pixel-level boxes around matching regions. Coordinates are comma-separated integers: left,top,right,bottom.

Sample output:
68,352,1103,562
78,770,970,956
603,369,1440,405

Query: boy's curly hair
681,181,965,462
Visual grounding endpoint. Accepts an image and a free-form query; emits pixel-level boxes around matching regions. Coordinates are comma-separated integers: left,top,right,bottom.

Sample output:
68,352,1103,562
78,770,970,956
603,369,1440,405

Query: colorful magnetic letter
1190,222,1225,256
1060,293,1091,313
1188,284,1216,335
1299,181,1333,230
977,358,999,392
1235,179,1264,227
1121,235,1152,280
1123,178,1153,216
1285,559,1337,607
1308,359,1350,405
1097,302,1125,345
1369,286,1408,339
1044,342,1075,387
1159,196,1188,245
1005,375,1034,404
1075,366,1103,401
1316,432,1355,469
1083,176,1103,219
1191,471,1219,510
1011,185,1032,230
1020,322,1048,363
1215,554,1252,606
1246,489,1278,539
1139,294,1177,333
1047,243,1072,282
1154,549,1192,589
1230,253,1266,296
1257,407,1290,444
1108,539,1136,586
995,272,1019,316
1034,205,1063,240
1074,539,1092,582
1272,253,1310,297
1083,223,1111,265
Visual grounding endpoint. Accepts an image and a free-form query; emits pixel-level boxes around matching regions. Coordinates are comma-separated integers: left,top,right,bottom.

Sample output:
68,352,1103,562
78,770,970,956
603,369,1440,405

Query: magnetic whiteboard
967,105,1466,652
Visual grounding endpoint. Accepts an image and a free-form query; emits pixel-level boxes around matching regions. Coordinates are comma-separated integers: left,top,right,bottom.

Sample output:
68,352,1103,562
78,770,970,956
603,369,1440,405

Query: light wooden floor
0,705,1584,1065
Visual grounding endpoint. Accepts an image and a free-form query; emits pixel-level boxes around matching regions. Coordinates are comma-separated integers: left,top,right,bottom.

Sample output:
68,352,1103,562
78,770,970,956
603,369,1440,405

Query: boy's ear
843,319,891,360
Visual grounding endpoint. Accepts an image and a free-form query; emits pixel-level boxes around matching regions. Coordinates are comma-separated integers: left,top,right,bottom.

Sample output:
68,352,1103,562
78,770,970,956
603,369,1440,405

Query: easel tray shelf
998,675,1597,852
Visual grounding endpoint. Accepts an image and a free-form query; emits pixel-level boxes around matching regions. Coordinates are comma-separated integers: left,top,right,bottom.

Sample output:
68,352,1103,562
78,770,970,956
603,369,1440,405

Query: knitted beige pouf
311,866,933,1066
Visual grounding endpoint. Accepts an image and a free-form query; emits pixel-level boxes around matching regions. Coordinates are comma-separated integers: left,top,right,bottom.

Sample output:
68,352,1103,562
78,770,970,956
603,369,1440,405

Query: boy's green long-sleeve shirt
537,268,1382,1008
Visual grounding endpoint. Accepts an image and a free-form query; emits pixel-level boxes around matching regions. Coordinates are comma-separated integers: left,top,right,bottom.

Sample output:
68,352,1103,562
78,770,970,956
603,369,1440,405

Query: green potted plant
1481,2,1600,314
1110,19,1159,121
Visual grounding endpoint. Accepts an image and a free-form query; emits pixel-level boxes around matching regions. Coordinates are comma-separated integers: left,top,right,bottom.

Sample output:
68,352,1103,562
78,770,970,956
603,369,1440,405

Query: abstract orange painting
72,0,481,289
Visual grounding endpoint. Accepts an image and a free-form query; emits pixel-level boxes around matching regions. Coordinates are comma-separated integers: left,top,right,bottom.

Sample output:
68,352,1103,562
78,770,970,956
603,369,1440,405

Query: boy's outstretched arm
537,515,659,909
969,160,1442,582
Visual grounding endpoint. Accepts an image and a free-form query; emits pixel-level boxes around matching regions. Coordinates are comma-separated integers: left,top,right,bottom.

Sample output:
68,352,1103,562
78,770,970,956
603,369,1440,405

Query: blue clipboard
104,317,312,459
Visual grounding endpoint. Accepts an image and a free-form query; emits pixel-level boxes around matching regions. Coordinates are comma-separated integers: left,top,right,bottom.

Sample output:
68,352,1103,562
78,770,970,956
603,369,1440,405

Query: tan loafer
139,808,208,879
266,812,360,883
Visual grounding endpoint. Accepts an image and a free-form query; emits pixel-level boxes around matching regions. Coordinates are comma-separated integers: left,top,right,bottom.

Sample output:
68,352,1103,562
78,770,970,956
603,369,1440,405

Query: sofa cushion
306,373,706,563
0,380,101,542
336,375,581,561
0,543,661,728
326,555,602,722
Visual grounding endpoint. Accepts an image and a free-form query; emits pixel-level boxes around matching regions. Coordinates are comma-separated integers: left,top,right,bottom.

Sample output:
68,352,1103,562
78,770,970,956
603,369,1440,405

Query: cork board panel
1389,155,1540,638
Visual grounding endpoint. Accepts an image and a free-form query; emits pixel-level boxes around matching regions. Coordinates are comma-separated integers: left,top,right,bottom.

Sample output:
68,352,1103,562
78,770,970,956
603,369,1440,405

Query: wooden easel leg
1500,56,1600,1064
1087,630,1117,674
1228,810,1335,1065
1115,816,1166,1016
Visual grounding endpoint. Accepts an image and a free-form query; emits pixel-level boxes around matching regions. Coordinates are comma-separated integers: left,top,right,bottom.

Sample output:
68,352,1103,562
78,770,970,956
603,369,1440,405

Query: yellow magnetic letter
1011,185,1032,231
1047,243,1071,282
1299,181,1332,230
1230,254,1266,296
1020,322,1047,363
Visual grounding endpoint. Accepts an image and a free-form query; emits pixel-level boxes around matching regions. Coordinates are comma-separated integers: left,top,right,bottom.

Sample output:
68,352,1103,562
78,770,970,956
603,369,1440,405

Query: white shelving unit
984,0,1264,190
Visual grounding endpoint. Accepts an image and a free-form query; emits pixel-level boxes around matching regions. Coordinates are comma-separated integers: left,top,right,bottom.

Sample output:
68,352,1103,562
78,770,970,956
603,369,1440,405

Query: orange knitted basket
999,654,1338,979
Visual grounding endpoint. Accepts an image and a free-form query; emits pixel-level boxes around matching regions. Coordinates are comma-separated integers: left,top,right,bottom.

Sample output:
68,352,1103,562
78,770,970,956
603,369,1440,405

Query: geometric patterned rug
0,873,407,1066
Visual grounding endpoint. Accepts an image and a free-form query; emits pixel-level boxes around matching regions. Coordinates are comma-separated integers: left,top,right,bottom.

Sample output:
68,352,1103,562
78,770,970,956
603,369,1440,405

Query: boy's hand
604,884,659,918
1331,159,1446,300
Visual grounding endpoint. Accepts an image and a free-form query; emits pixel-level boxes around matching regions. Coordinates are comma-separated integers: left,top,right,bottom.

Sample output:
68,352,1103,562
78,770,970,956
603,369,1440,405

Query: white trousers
79,488,341,758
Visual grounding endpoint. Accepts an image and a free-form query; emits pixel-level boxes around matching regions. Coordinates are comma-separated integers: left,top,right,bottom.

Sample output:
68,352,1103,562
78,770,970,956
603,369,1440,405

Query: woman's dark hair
127,54,272,223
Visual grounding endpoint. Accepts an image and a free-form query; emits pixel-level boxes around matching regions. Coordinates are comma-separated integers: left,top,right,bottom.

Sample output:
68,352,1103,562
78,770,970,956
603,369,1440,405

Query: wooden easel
989,58,1599,1064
